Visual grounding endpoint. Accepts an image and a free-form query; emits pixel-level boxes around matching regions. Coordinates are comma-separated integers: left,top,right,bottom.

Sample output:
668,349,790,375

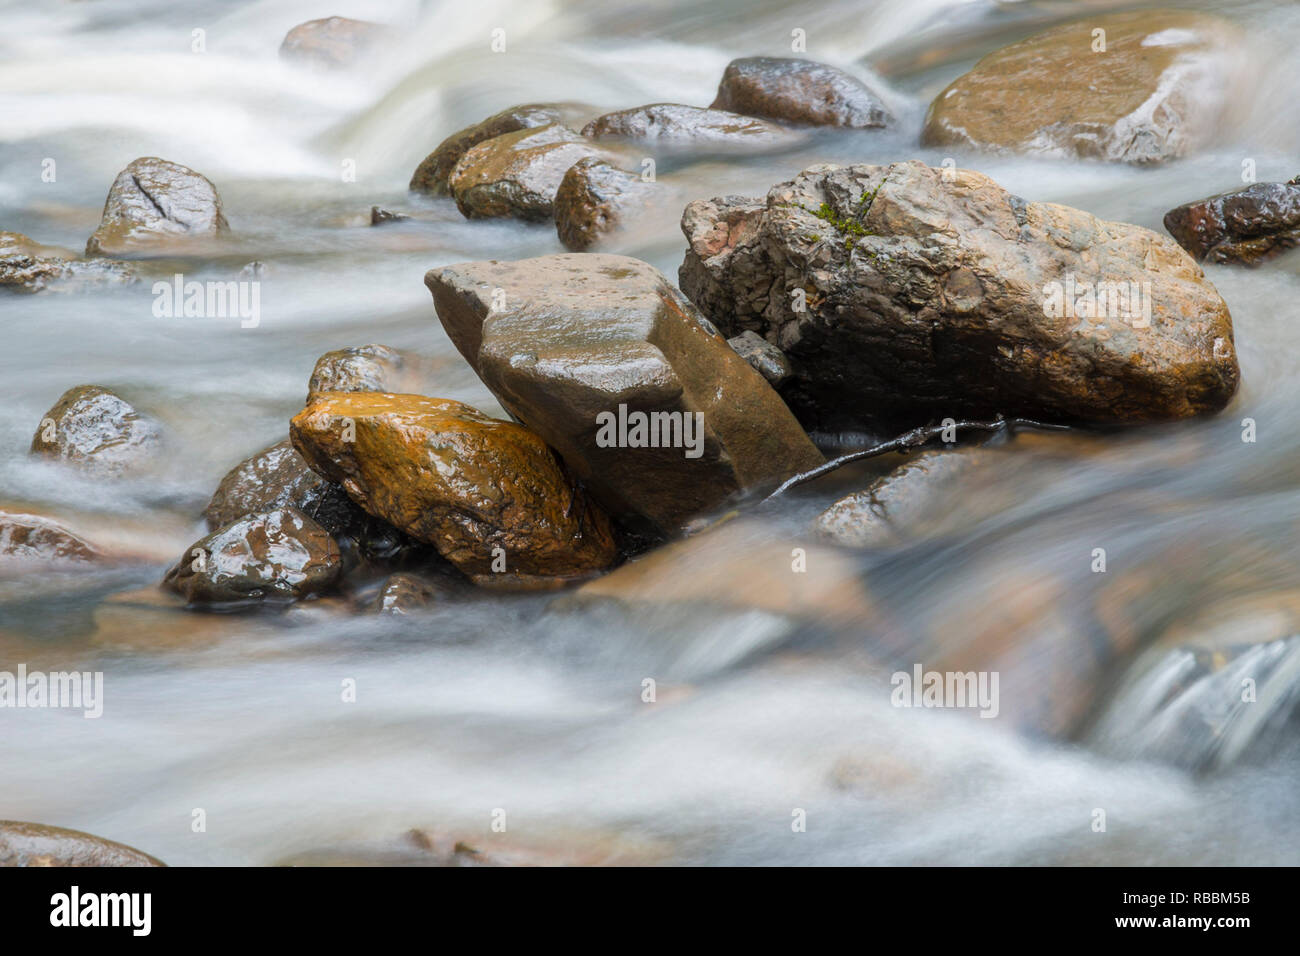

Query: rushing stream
2,0,1299,865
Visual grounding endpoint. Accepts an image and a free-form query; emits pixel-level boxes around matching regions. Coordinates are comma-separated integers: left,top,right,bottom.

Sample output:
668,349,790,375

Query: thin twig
763,416,1073,502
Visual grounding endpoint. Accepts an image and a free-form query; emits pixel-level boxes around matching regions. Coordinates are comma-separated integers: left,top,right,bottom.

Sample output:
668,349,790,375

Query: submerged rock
553,158,655,251
163,507,343,605
581,103,795,147
202,438,429,568
727,330,792,388
813,449,991,548
0,231,136,293
921,10,1247,164
425,254,824,533
366,571,446,614
0,821,165,867
0,511,101,572
370,206,410,226
85,157,229,257
409,104,572,197
1163,180,1300,265
305,344,440,402
274,825,671,866
290,393,618,586
29,385,162,472
447,124,616,221
575,518,877,628
710,56,892,128
279,16,392,69
679,160,1239,431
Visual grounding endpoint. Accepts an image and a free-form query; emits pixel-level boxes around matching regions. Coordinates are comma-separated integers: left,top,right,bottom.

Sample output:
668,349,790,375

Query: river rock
366,571,445,614
306,344,440,402
921,10,1247,164
0,511,101,572
163,507,343,605
575,518,877,628
202,438,429,568
1,231,136,293
727,330,791,388
448,124,616,221
678,160,1240,431
710,56,892,128
425,254,824,533
30,385,162,471
370,206,410,226
1163,180,1300,265
85,157,229,257
813,449,990,548
581,103,794,147
0,821,165,867
279,16,392,69
409,104,572,196
290,393,618,586
553,158,655,251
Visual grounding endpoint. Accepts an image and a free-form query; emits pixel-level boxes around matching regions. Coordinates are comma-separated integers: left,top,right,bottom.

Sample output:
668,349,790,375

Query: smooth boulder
710,56,892,128
30,385,162,472
163,507,342,605
85,157,229,257
553,158,655,251
290,393,618,586
409,104,571,196
0,821,164,867
921,10,1247,164
448,124,616,221
678,161,1239,431
1164,179,1300,265
425,254,824,533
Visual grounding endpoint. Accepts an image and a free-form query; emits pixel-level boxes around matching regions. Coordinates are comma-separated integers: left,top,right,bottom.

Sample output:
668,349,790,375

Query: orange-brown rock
290,393,617,585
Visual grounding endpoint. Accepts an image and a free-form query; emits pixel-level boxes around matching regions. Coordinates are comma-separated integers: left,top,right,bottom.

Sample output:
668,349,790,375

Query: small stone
29,385,162,472
162,508,343,606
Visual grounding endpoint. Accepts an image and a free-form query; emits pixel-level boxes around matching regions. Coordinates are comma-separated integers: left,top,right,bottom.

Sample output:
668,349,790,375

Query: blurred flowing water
1,0,1298,865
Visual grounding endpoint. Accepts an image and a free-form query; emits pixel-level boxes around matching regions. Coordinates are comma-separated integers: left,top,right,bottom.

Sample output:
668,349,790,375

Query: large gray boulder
678,160,1240,432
